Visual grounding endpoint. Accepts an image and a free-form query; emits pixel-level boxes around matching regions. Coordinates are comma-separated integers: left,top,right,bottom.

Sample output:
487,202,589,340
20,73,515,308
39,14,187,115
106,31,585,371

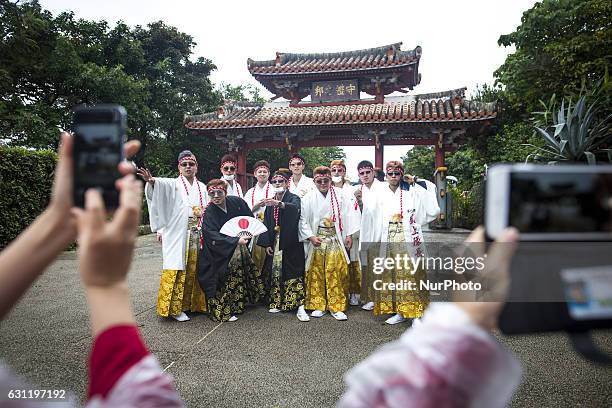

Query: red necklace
251,182,270,207
399,187,404,219
330,186,343,232
180,175,203,207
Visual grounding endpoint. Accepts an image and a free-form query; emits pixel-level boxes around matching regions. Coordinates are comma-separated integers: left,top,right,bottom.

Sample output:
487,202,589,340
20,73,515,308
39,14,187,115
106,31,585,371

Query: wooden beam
242,137,437,150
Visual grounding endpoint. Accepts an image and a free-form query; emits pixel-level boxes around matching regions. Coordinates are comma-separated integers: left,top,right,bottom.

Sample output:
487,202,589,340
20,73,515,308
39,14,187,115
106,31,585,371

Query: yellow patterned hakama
373,221,429,319
156,217,207,317
348,261,362,295
208,244,265,322
305,226,348,313
267,234,305,311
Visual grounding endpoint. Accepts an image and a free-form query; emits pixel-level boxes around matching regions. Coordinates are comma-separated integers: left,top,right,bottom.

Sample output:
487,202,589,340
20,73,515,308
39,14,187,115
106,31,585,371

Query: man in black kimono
198,179,265,322
257,169,309,322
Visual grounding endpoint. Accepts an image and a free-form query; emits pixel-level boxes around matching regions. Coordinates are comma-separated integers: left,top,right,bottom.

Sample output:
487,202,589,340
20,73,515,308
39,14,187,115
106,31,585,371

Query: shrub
0,147,56,248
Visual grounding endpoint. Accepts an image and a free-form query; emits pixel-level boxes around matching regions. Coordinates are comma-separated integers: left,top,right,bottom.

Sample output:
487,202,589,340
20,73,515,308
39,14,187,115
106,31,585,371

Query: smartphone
72,105,127,209
485,163,612,241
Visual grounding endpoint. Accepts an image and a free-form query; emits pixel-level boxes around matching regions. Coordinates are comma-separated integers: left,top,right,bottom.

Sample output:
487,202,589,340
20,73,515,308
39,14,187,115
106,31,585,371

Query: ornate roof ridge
247,43,421,69
414,87,467,100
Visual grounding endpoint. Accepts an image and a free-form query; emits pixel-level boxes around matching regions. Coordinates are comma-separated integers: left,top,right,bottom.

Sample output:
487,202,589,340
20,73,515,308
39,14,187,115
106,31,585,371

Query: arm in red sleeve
87,324,149,399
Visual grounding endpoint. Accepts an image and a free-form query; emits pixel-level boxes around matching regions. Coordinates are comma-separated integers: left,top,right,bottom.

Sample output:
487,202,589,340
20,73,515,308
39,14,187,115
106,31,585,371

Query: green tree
495,0,611,113
0,1,222,179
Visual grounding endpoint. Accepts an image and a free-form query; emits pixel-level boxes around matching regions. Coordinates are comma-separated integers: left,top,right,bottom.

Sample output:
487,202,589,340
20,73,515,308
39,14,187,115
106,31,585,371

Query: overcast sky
41,0,538,179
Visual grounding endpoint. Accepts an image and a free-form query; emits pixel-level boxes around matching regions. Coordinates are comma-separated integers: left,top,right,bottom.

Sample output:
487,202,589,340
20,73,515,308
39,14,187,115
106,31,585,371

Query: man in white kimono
299,166,359,320
330,159,362,306
288,153,315,198
220,153,243,198
138,151,208,321
362,160,440,324
353,160,384,311
244,160,271,274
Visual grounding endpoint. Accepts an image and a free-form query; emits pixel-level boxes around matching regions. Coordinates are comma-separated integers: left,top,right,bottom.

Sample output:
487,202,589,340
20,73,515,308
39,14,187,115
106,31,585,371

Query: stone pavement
0,231,610,407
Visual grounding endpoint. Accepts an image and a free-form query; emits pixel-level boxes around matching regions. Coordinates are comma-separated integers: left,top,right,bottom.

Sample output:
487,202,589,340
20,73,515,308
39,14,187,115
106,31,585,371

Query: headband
330,164,346,170
358,165,373,172
313,174,331,181
289,157,305,165
272,174,289,181
386,165,404,174
220,160,237,169
207,185,226,193
179,156,197,165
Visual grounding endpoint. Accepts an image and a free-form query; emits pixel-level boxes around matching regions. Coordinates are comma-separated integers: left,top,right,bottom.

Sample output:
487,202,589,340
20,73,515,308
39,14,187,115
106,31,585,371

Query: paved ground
1,231,610,407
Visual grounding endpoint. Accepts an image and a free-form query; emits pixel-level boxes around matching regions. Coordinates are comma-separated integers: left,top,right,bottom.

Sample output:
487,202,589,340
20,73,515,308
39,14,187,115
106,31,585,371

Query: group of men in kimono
138,149,440,325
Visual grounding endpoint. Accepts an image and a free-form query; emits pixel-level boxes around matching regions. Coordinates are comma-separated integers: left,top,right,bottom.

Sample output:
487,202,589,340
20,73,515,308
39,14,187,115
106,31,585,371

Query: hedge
0,146,57,248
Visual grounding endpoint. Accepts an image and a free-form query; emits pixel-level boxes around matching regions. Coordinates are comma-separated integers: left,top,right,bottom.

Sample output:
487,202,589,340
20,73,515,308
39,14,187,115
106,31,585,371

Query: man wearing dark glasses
299,166,359,320
220,154,243,198
331,159,363,307
287,153,315,198
138,150,208,322
354,160,384,311
257,168,309,321
363,161,440,325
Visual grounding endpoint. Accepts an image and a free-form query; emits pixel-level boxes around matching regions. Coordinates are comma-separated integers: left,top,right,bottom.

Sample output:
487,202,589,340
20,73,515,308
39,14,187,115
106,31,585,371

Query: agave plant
525,89,612,165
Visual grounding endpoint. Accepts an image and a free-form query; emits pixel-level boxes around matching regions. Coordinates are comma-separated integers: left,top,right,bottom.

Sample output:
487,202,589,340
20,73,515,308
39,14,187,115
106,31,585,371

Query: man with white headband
245,160,271,275
354,160,383,311
138,151,208,322
363,160,440,325
287,153,315,198
198,179,265,322
257,168,309,321
330,159,362,307
299,166,359,320
219,153,243,198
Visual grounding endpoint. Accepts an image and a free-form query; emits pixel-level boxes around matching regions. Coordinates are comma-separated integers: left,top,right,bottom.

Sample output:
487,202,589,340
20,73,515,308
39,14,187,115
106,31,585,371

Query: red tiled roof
185,94,497,131
247,43,421,76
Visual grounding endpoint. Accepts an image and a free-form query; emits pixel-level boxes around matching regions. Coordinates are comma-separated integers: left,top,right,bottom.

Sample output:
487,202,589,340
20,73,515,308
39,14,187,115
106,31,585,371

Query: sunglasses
180,162,196,167
209,190,225,197
271,179,286,185
223,166,236,171
386,171,402,177
315,178,331,185
358,170,372,176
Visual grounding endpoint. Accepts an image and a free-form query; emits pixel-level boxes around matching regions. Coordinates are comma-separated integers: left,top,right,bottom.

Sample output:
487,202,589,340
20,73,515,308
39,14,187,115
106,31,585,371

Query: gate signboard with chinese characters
311,80,359,103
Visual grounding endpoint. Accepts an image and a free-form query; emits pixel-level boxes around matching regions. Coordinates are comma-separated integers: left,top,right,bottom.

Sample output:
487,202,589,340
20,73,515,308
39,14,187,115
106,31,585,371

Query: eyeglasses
209,190,225,197
358,170,372,176
315,178,331,185
223,166,236,171
386,171,402,177
271,179,285,185
180,162,196,167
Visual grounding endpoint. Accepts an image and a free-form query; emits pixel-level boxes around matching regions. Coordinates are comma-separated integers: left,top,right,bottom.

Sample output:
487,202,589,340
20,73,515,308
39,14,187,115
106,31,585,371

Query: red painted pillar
236,148,247,192
374,134,384,169
435,140,445,168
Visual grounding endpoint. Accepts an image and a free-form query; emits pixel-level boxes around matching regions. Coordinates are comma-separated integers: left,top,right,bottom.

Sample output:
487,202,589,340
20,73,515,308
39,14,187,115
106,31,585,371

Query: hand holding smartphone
484,164,612,340
485,164,612,241
72,105,127,209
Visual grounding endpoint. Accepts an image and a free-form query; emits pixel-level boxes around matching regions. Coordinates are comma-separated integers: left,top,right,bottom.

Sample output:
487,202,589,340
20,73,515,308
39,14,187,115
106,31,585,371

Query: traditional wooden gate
185,43,497,228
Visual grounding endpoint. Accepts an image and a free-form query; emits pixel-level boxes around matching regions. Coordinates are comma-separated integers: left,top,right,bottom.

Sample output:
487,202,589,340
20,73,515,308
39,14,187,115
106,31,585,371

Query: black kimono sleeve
198,206,239,299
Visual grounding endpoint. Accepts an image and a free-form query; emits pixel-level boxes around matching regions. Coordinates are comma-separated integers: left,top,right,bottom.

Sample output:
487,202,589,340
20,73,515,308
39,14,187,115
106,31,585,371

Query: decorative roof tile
185,93,497,132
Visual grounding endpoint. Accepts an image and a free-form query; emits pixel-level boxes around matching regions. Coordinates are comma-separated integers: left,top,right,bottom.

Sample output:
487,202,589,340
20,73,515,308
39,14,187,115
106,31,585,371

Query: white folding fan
220,216,267,238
